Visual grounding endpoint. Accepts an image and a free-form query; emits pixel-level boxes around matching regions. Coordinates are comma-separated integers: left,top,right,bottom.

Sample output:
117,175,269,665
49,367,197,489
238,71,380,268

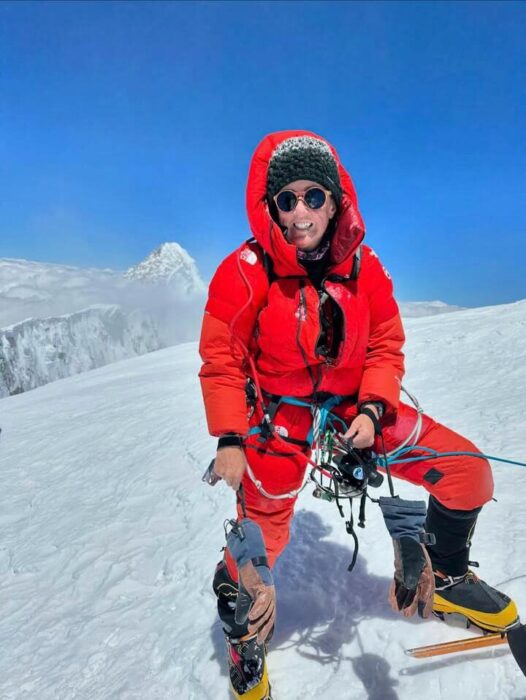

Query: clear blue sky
1,1,524,306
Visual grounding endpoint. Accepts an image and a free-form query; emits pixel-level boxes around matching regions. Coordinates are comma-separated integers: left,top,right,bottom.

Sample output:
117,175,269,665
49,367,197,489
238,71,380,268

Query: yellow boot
433,570,519,633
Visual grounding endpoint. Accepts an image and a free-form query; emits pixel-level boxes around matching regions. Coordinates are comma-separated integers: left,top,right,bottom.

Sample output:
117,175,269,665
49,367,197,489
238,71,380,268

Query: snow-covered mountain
0,244,207,397
0,243,206,329
0,299,525,698
0,305,160,398
124,242,206,295
399,300,465,318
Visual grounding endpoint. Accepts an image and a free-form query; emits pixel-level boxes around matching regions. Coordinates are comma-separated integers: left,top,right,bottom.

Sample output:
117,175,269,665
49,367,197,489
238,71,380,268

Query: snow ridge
399,300,465,317
0,305,161,398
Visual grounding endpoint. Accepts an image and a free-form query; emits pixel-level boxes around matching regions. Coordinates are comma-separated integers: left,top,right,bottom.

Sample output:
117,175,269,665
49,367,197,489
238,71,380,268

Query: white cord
245,461,309,500
383,385,423,456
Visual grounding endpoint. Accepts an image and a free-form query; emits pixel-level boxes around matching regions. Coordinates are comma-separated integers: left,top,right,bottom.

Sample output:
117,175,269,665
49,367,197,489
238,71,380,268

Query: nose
293,198,310,215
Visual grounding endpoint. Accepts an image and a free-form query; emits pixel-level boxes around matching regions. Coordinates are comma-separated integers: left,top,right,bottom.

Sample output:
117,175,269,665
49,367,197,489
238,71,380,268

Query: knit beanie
267,136,342,208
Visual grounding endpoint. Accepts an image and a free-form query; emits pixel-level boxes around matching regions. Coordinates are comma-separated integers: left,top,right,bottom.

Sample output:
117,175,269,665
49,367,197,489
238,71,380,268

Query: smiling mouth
293,222,313,230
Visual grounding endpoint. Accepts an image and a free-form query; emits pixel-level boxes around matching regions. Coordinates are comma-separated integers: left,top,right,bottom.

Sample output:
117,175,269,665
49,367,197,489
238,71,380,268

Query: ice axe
407,620,526,677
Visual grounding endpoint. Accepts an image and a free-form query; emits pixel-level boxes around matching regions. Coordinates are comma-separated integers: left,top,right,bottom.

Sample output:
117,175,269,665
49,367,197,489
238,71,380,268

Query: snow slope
0,301,525,699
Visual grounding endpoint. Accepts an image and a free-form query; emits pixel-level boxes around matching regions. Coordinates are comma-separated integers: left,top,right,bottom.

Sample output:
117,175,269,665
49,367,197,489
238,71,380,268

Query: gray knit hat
267,136,342,208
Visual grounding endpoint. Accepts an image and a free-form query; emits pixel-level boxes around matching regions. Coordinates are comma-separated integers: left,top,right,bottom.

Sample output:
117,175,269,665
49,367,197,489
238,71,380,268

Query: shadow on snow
210,508,406,699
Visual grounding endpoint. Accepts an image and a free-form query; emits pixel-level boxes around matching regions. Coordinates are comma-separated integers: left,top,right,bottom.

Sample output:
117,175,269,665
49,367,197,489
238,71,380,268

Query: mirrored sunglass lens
276,191,297,212
304,188,326,209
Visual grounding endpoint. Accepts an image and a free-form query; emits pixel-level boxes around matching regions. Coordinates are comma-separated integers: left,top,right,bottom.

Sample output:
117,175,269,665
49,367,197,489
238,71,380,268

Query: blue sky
1,1,524,306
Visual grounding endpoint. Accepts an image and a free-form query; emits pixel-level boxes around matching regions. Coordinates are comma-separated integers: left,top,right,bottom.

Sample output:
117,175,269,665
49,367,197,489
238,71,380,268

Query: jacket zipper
314,278,346,367
296,281,318,394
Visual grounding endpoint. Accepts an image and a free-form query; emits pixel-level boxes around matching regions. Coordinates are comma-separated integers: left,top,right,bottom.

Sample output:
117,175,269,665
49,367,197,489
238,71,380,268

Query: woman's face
275,179,337,252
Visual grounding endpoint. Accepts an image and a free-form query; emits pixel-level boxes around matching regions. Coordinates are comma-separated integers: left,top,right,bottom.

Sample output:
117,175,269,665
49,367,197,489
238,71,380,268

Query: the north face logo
240,248,257,265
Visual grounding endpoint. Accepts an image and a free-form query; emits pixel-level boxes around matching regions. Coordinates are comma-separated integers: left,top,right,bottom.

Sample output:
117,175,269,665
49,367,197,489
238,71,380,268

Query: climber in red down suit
199,130,517,699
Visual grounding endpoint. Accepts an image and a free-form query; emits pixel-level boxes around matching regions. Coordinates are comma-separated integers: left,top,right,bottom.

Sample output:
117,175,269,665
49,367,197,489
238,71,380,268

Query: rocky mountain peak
123,242,205,294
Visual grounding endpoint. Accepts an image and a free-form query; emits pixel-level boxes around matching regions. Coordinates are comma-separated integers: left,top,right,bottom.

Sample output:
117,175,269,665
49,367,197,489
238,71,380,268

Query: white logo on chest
240,248,257,265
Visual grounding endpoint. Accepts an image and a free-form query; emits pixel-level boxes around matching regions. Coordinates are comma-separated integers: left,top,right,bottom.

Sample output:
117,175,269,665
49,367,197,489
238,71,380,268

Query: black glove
380,497,435,618
389,535,435,617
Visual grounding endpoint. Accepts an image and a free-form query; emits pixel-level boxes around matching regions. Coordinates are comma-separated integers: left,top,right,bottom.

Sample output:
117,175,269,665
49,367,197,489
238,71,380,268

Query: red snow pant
224,400,494,581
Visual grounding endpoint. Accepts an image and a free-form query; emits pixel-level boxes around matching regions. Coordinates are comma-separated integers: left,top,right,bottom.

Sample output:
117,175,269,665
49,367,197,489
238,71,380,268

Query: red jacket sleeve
358,248,405,421
199,242,268,436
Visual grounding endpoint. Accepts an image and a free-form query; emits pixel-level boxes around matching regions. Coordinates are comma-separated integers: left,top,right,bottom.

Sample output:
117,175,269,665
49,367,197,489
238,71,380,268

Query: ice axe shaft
406,632,507,658
406,622,526,677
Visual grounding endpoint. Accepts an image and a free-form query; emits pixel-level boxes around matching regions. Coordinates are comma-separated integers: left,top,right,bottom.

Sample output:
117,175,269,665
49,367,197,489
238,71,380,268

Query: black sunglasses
273,186,332,213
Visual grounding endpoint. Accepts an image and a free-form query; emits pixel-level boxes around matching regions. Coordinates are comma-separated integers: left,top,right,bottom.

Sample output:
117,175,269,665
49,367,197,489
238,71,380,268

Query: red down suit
199,130,493,579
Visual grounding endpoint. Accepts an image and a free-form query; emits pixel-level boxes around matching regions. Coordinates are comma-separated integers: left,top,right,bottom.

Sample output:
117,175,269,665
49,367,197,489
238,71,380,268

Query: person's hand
342,405,379,448
388,537,435,618
213,446,247,490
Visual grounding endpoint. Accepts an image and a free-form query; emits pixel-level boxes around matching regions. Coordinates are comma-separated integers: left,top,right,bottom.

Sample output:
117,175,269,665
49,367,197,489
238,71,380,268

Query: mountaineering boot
425,496,519,632
213,561,273,699
433,569,519,632
224,634,272,700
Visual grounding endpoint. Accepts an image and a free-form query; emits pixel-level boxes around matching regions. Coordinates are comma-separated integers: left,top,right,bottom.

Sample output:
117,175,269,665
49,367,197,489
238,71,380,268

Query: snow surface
1,301,525,699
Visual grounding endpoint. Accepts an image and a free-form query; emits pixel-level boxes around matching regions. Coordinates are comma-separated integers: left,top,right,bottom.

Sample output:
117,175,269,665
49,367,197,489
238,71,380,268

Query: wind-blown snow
0,301,525,699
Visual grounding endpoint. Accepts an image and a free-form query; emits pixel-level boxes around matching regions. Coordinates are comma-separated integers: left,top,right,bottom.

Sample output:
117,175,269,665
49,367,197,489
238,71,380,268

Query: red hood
246,130,365,277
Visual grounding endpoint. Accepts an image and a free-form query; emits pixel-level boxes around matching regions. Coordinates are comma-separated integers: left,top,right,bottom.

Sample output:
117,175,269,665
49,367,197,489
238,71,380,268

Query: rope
378,445,526,469
384,384,423,456
244,461,310,500
243,395,348,500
